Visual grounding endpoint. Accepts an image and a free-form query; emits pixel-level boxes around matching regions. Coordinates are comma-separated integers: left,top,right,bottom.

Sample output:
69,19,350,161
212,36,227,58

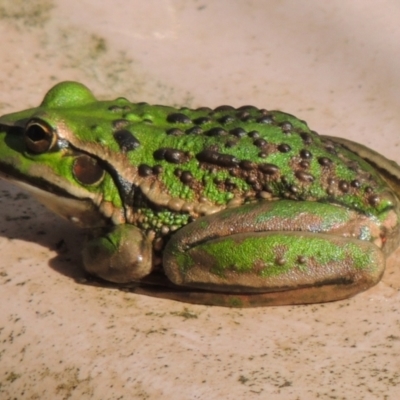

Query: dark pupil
26,124,47,142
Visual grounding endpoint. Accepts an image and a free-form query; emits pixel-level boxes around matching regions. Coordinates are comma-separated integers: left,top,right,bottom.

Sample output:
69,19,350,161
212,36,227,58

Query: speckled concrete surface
1,1,400,399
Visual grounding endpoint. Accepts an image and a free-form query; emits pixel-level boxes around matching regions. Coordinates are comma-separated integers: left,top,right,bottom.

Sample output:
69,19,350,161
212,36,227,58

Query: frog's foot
162,200,387,305
82,225,153,283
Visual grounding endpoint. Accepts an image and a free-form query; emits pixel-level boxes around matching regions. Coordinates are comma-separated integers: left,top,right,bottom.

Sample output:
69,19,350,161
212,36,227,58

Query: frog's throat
2,177,110,228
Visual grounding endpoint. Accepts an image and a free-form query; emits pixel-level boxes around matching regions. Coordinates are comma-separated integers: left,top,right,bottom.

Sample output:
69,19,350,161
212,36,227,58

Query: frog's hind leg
162,200,386,306
162,231,384,306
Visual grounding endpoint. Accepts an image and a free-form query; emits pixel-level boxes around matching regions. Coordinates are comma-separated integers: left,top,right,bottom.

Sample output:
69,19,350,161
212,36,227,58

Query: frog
0,81,399,307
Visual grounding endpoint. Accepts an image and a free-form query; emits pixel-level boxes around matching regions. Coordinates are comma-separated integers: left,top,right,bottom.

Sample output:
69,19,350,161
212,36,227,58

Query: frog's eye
24,119,57,154
73,155,105,186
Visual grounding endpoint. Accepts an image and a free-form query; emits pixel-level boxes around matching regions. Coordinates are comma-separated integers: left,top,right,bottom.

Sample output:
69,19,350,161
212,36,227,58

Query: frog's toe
82,225,153,283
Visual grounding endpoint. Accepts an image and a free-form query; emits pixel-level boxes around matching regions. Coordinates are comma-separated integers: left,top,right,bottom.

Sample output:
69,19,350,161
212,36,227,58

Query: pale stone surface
1,1,400,399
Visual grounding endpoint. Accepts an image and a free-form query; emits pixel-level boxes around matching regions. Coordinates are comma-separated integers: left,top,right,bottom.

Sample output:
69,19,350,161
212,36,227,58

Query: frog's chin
5,178,108,228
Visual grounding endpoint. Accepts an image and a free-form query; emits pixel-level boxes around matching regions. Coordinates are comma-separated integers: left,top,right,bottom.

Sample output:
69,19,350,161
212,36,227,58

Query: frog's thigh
163,200,385,304
82,224,153,283
164,232,385,304
164,231,384,304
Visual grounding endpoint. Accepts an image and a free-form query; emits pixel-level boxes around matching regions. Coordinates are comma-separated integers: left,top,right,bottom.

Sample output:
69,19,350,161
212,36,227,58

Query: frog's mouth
0,168,108,228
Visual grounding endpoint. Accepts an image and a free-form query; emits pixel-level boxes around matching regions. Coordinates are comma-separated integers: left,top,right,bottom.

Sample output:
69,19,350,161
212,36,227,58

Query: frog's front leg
163,200,386,306
82,224,153,283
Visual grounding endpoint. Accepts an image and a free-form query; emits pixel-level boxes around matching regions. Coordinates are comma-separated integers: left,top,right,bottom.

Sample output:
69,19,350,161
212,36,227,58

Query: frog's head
0,81,129,228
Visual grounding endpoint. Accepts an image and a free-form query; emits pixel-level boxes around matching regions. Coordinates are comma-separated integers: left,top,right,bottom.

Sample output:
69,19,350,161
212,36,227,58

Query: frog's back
88,99,393,217
29,81,394,219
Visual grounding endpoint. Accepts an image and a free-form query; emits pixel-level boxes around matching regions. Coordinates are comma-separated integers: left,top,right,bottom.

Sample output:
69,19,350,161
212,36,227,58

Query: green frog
0,81,399,307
